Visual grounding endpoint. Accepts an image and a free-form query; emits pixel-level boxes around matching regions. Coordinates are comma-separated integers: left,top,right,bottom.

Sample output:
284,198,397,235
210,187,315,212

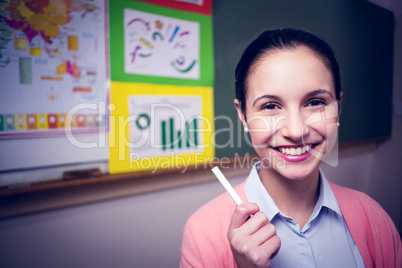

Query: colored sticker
57,114,66,128
57,62,67,74
15,114,27,130
4,114,15,131
27,114,37,129
14,37,27,50
98,114,106,128
76,114,87,128
0,115,4,131
48,114,58,128
19,57,32,84
41,76,63,81
65,114,75,128
68,35,78,51
86,114,97,128
36,114,48,129
29,47,42,56
73,87,92,93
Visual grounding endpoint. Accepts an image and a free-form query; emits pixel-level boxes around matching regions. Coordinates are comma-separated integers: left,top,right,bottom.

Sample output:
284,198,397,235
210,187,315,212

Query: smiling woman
180,28,402,268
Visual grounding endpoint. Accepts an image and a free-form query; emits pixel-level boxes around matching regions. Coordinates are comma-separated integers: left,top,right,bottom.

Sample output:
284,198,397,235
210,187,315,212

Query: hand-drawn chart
128,95,203,159
124,8,200,79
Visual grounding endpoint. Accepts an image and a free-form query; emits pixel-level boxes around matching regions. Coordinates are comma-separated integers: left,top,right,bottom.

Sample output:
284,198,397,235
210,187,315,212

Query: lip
272,144,316,162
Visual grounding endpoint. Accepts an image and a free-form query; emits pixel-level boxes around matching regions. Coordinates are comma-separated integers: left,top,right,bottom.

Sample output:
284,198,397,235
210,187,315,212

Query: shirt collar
245,162,343,222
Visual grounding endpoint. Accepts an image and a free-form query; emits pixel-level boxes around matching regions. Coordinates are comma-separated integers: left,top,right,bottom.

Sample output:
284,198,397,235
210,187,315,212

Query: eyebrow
252,89,334,107
252,94,283,107
305,89,334,99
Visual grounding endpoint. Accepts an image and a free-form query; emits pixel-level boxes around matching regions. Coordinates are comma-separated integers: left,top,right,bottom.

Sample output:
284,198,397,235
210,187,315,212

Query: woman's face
235,45,341,180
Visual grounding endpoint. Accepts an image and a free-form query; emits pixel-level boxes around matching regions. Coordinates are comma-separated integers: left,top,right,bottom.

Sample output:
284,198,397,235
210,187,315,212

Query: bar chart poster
128,95,203,158
108,81,214,174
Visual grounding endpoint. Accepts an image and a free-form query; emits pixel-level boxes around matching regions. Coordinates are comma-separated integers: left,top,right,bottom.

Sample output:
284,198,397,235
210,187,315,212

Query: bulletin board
0,0,394,191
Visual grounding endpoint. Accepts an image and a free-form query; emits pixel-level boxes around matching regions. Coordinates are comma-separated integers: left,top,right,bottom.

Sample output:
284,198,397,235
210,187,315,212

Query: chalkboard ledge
0,157,253,219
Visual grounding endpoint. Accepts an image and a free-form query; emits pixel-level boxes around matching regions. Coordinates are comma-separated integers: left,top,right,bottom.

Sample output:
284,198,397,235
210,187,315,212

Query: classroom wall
1,0,401,267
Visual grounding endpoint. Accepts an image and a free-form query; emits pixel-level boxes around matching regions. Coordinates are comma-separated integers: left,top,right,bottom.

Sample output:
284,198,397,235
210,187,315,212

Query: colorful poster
124,8,200,79
109,0,213,86
0,0,108,136
109,82,214,173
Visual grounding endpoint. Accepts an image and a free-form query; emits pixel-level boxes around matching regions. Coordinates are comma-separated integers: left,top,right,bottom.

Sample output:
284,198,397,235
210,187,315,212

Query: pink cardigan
181,180,402,268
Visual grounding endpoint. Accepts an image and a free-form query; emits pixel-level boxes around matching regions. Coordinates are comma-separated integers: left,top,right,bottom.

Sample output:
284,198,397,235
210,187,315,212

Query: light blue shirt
245,162,365,267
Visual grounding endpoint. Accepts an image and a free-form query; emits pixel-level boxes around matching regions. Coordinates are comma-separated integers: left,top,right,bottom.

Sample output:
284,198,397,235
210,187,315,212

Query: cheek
307,104,339,137
312,120,338,153
247,116,275,145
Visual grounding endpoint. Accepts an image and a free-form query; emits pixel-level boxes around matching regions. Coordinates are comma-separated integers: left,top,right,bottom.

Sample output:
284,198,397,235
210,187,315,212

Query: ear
338,91,343,116
234,99,248,129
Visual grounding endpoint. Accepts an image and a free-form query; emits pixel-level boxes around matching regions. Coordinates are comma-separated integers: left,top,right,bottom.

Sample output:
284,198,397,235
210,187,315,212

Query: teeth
278,145,312,156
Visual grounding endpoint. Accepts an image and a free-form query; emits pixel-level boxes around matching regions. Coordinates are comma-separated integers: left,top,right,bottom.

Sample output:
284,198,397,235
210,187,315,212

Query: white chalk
211,166,243,205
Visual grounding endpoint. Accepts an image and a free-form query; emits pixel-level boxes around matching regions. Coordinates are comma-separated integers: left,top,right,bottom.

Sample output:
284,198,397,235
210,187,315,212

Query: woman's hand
228,202,281,268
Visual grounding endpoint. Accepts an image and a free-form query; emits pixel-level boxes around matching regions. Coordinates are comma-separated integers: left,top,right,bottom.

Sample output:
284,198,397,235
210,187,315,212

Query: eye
261,102,280,110
306,98,326,107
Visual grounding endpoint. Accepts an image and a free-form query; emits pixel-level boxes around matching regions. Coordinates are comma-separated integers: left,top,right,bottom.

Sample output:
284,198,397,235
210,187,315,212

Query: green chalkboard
213,0,394,158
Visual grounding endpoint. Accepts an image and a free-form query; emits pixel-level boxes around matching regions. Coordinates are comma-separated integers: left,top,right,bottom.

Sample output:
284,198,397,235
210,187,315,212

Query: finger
246,235,281,266
248,222,277,247
259,235,281,260
229,202,260,230
240,211,270,235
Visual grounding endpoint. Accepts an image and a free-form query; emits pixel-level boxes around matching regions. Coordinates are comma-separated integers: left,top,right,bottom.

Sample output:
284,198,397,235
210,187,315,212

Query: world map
0,0,107,135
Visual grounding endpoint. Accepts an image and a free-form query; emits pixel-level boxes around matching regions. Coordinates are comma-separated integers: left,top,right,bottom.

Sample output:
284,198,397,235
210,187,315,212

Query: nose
280,110,309,142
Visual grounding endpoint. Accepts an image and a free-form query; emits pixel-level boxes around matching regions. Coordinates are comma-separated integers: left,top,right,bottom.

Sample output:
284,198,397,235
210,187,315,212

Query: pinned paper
109,81,214,174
